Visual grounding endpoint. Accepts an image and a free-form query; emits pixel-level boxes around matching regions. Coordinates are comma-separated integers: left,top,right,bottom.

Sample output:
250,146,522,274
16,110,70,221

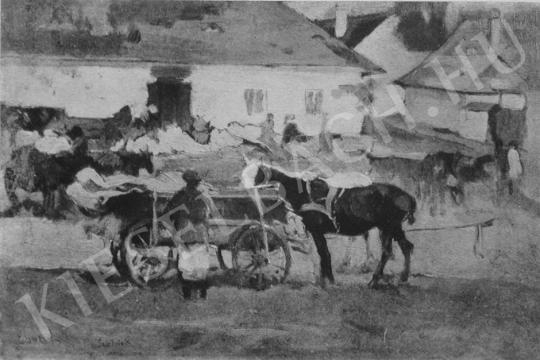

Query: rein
262,165,272,183
249,184,277,190
305,179,313,202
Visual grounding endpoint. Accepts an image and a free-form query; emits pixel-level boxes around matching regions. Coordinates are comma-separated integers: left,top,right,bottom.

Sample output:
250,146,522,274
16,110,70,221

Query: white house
1,0,383,141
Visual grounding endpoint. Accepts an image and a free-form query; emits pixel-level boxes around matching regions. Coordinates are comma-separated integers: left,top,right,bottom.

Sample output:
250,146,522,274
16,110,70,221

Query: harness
299,179,344,231
257,166,369,232
261,165,272,183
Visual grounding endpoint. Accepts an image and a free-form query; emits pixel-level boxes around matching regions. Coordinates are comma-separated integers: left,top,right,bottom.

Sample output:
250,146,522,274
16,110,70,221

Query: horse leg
311,231,334,286
368,229,392,288
395,228,414,283
42,190,58,219
361,231,376,272
420,180,429,212
340,236,354,270
429,182,437,217
438,181,446,216
3,168,22,216
363,232,372,262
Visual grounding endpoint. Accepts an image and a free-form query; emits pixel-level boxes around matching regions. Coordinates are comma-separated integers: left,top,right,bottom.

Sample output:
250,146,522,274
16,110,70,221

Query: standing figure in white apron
507,141,523,195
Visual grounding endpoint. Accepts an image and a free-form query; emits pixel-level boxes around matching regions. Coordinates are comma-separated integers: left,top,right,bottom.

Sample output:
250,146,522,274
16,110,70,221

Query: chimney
335,4,348,38
443,3,460,34
489,8,502,53
420,3,431,24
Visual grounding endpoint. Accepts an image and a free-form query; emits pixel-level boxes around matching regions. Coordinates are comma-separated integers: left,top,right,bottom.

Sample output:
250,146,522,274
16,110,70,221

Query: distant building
350,7,529,158
397,13,527,147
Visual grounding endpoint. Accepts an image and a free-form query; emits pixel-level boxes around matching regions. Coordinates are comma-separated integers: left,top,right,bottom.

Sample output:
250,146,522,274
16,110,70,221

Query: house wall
404,87,492,142
404,87,463,131
1,63,155,119
186,65,368,136
2,62,372,137
404,87,529,143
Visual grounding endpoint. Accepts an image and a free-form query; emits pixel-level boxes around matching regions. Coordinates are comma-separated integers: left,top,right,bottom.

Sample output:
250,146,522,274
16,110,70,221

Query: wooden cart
112,191,294,289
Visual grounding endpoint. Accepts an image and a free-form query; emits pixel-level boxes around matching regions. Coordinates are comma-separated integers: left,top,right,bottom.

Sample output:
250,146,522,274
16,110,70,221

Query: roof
381,114,493,157
285,2,395,21
0,0,382,71
314,12,389,48
398,19,526,93
354,16,431,81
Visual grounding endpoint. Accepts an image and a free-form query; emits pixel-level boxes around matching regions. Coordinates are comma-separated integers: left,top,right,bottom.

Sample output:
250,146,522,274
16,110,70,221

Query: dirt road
2,268,539,359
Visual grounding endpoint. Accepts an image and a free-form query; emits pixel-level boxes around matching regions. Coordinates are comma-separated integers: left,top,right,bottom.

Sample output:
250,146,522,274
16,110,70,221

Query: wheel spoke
131,255,138,266
239,262,255,271
232,227,291,286
248,264,261,275
131,259,145,273
268,263,287,271
257,272,263,289
236,251,253,261
136,234,149,248
143,266,151,283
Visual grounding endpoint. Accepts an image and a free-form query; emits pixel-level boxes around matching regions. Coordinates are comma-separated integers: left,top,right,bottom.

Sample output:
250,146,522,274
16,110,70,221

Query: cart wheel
231,224,291,289
117,223,178,290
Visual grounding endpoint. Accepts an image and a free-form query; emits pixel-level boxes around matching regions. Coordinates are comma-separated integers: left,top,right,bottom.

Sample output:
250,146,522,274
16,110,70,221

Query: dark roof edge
0,53,372,71
395,80,524,95
278,2,384,73
397,20,474,86
398,19,527,88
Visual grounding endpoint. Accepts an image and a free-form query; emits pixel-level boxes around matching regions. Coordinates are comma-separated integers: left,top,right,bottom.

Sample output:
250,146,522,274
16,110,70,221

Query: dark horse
242,162,417,288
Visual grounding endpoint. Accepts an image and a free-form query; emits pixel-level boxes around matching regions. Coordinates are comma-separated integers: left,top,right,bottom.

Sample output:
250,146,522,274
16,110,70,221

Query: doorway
147,79,193,132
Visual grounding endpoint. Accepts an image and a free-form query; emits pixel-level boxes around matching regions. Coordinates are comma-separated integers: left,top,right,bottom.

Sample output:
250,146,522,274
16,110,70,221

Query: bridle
261,165,272,184
248,165,276,190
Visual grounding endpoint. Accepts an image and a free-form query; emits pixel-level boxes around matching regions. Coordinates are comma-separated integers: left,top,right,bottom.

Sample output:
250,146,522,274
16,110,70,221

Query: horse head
240,159,272,189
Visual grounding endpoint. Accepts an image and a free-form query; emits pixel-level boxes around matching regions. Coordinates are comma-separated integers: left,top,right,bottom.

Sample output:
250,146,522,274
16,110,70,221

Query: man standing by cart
167,170,210,245
165,169,211,299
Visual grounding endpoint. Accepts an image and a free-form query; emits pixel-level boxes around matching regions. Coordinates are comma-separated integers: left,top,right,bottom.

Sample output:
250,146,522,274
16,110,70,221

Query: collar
261,166,272,184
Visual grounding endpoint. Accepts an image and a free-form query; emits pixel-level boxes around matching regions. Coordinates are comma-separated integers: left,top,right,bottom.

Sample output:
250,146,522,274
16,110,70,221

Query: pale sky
285,1,394,20
285,1,533,20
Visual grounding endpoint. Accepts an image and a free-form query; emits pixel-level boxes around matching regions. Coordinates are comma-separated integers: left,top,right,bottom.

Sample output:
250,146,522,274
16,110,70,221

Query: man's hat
183,169,201,183
66,126,84,139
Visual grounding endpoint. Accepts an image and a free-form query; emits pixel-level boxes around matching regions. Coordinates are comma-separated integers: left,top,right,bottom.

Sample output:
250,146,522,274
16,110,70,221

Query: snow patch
68,168,213,211
324,172,372,188
114,125,244,155
120,125,210,155
34,130,72,154
227,122,262,143
208,128,243,150
15,130,41,148
459,111,489,142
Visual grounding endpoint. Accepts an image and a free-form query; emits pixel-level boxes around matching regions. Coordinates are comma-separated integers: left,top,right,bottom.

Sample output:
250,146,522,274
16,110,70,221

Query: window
305,89,323,115
244,89,266,115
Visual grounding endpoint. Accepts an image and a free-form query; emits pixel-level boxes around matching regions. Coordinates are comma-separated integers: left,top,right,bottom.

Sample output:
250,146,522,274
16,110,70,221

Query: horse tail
405,195,417,225
406,210,416,225
395,192,417,225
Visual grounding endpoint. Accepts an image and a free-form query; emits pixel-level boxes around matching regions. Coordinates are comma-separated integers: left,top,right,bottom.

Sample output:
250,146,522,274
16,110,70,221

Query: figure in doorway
191,115,213,145
281,114,307,147
259,113,277,144
318,112,333,153
507,141,523,195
